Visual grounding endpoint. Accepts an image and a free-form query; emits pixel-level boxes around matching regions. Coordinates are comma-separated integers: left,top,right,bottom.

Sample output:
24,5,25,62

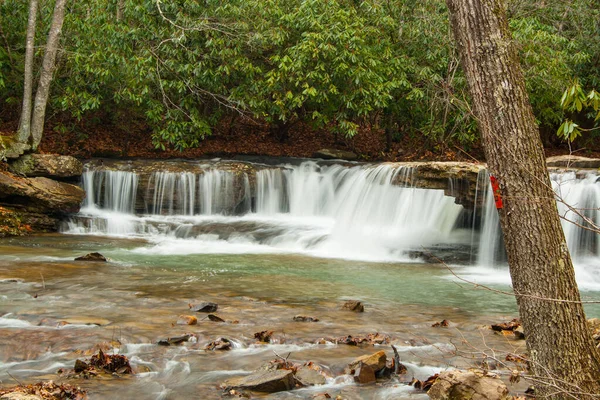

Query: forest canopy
0,0,598,151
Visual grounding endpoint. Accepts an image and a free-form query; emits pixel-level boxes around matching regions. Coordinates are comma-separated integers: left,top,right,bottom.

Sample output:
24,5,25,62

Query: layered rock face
0,155,85,234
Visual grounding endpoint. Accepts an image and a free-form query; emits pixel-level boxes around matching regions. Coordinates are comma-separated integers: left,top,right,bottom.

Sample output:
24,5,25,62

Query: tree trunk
30,0,67,150
17,0,39,144
445,0,600,398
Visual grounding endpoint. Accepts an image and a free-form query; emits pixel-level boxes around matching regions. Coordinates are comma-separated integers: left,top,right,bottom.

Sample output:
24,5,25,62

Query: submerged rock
427,370,510,400
74,252,107,262
222,369,295,393
341,300,364,312
293,315,319,322
157,334,197,346
190,302,218,313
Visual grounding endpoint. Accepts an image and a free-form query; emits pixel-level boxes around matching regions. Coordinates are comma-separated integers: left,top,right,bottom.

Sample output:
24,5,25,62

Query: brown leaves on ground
0,381,87,399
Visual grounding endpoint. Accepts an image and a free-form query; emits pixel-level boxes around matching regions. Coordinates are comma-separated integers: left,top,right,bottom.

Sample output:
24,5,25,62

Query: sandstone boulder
0,170,85,214
313,148,358,161
346,351,387,374
223,369,295,393
9,154,83,179
427,370,510,400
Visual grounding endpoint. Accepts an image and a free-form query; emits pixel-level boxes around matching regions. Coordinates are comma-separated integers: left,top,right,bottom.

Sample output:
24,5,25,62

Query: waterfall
65,160,472,262
553,172,600,259
476,170,600,267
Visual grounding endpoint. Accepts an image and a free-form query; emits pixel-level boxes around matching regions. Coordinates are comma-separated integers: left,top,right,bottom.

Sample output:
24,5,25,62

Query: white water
66,161,600,284
473,169,600,289
65,161,469,262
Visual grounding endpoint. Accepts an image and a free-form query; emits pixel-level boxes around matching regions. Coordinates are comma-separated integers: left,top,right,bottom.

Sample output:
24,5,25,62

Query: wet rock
295,365,327,386
254,330,274,343
332,333,390,346
222,369,295,393
341,300,364,312
207,314,225,322
204,337,233,351
293,315,319,322
9,154,83,180
74,359,89,373
74,252,107,262
176,315,198,325
491,318,524,339
491,318,520,332
352,362,376,384
0,170,85,214
411,374,438,391
190,301,218,312
89,349,133,374
313,149,358,161
427,370,510,400
346,351,387,374
157,334,197,346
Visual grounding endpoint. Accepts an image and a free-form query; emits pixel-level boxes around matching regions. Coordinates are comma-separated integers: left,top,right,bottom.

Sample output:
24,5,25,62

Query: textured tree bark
30,0,67,150
445,0,600,398
17,0,39,144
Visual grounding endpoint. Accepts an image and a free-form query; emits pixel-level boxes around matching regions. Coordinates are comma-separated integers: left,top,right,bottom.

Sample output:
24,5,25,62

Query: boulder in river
74,252,107,262
353,362,376,384
427,370,510,400
346,351,387,374
222,369,295,393
190,301,218,312
295,365,327,386
341,300,364,312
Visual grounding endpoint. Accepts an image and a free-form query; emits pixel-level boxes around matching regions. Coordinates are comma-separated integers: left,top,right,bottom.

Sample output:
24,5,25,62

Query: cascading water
473,169,600,288
64,160,471,262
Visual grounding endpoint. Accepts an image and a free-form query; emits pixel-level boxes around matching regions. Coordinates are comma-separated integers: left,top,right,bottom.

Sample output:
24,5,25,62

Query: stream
1,159,600,399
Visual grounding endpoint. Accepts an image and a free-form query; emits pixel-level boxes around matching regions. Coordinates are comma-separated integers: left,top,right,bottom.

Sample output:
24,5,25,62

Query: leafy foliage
0,0,598,150
558,80,600,142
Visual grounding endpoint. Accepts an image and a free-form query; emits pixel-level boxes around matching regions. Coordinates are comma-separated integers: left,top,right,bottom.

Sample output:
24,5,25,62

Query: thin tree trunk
30,0,67,150
445,0,600,398
17,0,39,144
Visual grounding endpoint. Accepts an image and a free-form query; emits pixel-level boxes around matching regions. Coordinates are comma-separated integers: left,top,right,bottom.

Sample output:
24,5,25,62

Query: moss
0,206,32,237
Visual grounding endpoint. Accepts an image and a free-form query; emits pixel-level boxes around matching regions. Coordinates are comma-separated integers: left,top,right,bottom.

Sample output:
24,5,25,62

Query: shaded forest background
0,0,599,161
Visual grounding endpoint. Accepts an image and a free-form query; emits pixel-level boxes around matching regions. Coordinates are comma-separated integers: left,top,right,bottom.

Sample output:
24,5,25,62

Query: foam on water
65,161,468,263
